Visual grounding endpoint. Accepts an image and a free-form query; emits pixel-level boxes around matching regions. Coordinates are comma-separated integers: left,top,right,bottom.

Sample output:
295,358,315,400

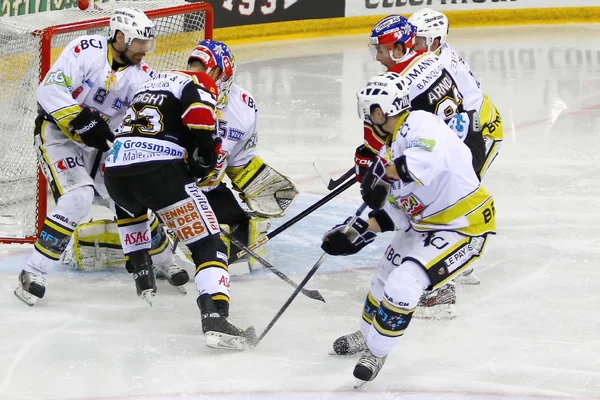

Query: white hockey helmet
408,8,449,51
357,72,411,120
109,8,156,53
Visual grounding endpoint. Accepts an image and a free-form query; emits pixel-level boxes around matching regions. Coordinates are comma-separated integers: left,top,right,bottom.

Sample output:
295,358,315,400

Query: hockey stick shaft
230,177,357,263
90,150,103,180
327,167,354,191
220,228,325,302
256,203,367,345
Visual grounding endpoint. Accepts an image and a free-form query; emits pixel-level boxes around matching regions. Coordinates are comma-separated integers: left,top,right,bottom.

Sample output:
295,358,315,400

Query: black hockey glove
360,157,392,210
68,107,114,151
354,144,376,183
189,136,225,180
321,216,376,256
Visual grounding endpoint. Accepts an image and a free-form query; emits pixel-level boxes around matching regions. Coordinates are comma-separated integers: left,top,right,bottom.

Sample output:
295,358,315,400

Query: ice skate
155,262,189,294
415,281,456,320
331,330,366,356
198,294,257,351
14,270,46,306
353,348,387,388
130,254,157,305
455,267,481,285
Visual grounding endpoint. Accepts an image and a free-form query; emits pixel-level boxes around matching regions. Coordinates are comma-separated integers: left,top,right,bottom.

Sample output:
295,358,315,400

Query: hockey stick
90,150,103,180
326,168,354,190
255,203,368,345
313,162,354,191
229,177,357,264
220,228,325,302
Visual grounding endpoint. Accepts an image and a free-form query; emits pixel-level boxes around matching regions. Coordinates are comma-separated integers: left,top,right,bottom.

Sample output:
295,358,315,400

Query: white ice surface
1,25,600,400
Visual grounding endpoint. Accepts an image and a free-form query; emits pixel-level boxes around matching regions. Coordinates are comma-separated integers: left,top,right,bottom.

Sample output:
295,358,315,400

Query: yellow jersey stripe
34,242,61,260
45,219,74,236
373,318,406,338
117,214,148,227
196,261,228,274
212,294,230,303
381,298,416,315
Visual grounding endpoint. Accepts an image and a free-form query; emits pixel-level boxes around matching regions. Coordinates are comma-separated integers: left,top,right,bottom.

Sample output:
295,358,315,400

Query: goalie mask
188,40,236,109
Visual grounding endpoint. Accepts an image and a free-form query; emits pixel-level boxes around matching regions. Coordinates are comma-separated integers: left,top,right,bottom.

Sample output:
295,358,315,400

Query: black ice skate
14,270,46,306
331,330,367,356
197,294,257,351
353,348,387,388
155,262,189,294
129,252,157,305
415,281,456,320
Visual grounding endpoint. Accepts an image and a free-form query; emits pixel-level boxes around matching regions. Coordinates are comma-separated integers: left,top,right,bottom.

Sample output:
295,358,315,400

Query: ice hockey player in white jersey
181,40,298,273
14,8,188,306
357,15,486,181
355,14,490,318
322,72,496,386
408,8,503,178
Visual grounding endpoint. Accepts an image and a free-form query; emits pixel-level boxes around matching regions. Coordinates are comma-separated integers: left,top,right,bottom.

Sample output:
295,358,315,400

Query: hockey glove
69,107,114,151
360,156,391,210
189,136,226,180
354,144,376,183
321,216,376,256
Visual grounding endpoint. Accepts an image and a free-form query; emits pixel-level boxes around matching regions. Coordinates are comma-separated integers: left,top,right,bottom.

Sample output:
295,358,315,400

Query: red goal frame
6,2,214,244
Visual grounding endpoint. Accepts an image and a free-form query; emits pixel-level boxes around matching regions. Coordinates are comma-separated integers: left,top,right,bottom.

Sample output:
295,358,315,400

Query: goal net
0,0,213,243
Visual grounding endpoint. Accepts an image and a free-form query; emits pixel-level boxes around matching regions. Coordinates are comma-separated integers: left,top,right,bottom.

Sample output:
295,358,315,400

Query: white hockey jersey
365,50,464,153
437,43,484,114
201,83,259,190
380,110,496,237
36,35,154,141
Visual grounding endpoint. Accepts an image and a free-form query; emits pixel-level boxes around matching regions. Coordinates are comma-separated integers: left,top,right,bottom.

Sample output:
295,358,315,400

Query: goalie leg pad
247,216,270,270
231,156,299,218
71,219,124,270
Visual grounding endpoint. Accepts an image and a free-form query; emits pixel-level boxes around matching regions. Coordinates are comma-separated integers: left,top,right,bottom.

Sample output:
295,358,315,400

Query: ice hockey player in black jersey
103,43,257,350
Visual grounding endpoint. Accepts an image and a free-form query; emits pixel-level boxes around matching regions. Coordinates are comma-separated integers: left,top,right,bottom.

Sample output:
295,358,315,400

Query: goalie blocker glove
68,107,114,151
321,216,376,256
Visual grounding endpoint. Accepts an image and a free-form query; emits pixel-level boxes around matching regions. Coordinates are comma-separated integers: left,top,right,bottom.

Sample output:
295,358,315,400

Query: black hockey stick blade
327,168,354,190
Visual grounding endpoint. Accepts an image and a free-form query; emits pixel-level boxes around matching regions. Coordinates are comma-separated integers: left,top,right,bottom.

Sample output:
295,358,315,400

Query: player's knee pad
187,234,230,300
384,260,431,310
55,185,95,225
369,261,431,342
35,185,95,260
